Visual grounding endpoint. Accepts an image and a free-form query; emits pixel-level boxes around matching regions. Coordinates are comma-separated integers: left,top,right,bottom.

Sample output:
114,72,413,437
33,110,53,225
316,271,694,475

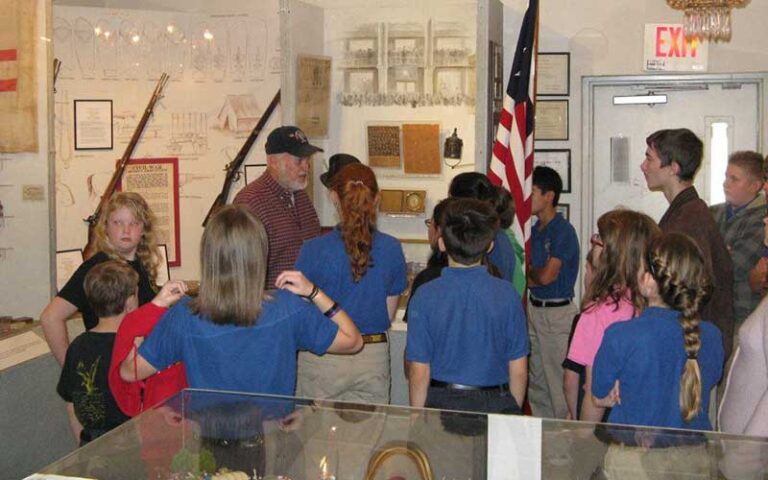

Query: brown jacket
659,187,735,359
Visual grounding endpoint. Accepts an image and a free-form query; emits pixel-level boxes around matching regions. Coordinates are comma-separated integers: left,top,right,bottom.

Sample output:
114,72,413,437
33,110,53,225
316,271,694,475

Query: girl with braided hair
592,232,724,430
294,163,407,403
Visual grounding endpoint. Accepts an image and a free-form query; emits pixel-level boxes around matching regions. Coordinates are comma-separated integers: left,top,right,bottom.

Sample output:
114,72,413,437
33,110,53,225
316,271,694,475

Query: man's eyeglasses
424,219,434,227
590,233,604,248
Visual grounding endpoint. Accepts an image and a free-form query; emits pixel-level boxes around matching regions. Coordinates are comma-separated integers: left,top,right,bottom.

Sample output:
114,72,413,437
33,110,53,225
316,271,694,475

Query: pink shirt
567,293,635,367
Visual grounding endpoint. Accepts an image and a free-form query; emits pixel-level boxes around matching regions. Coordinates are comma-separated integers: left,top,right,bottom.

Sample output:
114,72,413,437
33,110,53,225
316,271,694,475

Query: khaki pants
296,341,390,404
527,302,578,419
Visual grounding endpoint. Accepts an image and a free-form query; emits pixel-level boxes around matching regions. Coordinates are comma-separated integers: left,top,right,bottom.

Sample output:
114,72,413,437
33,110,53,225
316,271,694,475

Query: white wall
503,0,768,243
0,0,53,318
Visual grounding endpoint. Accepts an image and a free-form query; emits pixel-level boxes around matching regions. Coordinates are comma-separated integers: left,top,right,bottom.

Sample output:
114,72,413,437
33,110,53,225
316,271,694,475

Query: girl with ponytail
294,161,407,403
592,233,725,430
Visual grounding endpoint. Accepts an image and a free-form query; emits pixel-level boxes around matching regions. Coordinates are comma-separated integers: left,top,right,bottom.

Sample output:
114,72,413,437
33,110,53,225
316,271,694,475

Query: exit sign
644,24,709,72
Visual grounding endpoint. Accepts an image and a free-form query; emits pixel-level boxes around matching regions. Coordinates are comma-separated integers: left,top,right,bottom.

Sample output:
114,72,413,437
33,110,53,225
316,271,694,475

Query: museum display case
32,388,768,480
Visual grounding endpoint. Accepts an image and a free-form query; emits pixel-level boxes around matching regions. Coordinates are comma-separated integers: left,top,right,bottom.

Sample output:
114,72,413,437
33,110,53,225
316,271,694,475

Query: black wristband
323,301,341,317
301,284,319,301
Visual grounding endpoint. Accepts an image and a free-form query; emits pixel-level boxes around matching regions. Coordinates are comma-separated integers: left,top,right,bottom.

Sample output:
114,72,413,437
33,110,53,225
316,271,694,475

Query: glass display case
32,389,768,480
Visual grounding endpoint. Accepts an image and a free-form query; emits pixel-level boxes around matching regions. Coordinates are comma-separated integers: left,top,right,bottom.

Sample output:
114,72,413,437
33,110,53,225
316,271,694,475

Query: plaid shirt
710,194,766,325
233,172,320,288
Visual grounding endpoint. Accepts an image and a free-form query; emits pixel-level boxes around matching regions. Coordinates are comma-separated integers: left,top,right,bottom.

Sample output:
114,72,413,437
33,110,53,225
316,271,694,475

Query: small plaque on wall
379,189,426,214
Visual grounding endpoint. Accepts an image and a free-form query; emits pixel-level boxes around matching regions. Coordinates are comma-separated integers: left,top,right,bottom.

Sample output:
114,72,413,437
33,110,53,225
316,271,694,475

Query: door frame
580,72,768,248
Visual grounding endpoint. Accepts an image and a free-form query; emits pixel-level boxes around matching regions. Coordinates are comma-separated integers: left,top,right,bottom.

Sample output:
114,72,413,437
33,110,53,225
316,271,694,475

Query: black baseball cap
320,153,361,188
265,126,323,157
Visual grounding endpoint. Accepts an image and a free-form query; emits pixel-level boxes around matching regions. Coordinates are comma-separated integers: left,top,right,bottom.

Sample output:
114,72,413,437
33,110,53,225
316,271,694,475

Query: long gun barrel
83,73,170,259
202,90,281,227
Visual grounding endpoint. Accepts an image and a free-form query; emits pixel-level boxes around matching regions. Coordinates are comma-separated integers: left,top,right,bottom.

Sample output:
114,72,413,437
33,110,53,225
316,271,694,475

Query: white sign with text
644,24,708,72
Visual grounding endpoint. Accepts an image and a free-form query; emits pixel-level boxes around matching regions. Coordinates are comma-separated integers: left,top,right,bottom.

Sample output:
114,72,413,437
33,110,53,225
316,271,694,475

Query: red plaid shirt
233,172,321,288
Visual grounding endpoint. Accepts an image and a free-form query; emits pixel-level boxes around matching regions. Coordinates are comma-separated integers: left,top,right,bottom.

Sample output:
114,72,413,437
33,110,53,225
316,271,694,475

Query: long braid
647,234,712,422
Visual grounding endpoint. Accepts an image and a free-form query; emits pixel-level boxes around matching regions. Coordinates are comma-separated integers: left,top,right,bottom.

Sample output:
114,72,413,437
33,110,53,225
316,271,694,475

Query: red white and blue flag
488,0,538,268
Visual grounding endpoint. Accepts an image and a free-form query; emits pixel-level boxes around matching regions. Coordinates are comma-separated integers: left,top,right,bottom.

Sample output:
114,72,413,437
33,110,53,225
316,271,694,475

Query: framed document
537,53,570,96
244,164,267,185
118,157,181,267
534,149,571,193
296,55,332,138
556,203,570,221
74,99,113,150
156,244,171,286
367,125,401,168
535,100,569,140
56,248,83,292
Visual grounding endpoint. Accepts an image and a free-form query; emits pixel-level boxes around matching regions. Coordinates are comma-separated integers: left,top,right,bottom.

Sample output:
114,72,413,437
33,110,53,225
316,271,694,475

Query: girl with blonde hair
592,232,724,430
122,205,362,394
42,192,161,365
295,163,407,403
565,209,661,421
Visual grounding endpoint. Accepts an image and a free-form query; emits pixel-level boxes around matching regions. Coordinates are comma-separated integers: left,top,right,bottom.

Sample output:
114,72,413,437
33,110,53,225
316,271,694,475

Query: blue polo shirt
139,292,338,396
530,213,579,299
406,266,529,386
295,229,407,334
592,307,724,430
488,230,517,283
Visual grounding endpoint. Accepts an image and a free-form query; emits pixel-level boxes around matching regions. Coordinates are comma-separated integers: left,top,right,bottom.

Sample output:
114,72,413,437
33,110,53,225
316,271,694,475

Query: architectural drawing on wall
74,17,96,79
118,18,142,80
168,112,208,155
55,174,76,208
338,19,475,107
228,19,247,82
53,17,76,79
209,19,228,82
54,91,73,169
113,110,162,143
141,20,164,79
247,19,267,80
86,171,114,201
216,95,261,133
179,173,214,196
94,18,119,79
190,21,213,81
163,21,187,79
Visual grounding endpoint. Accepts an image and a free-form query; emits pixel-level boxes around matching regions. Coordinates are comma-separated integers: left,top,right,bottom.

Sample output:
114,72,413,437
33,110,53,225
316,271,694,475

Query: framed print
534,149,571,193
556,203,570,221
535,99,569,140
56,248,83,292
296,55,332,138
156,244,171,286
244,164,267,185
74,99,113,150
118,157,182,267
537,52,570,96
367,125,401,168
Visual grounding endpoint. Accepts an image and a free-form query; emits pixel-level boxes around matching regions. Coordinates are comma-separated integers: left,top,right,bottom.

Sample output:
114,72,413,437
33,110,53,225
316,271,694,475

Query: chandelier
666,0,750,42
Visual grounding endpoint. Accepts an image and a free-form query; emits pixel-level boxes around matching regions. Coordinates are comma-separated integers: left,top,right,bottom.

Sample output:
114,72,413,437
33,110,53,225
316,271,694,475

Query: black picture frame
73,99,114,150
534,148,571,193
535,99,569,141
244,164,268,185
537,52,570,96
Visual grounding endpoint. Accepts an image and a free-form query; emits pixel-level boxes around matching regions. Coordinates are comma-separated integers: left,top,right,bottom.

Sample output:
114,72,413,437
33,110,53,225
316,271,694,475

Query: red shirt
233,172,320,288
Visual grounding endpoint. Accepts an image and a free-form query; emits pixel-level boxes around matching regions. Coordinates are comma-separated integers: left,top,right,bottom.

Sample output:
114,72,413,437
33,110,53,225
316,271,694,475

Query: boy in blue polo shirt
406,198,528,415
526,166,580,419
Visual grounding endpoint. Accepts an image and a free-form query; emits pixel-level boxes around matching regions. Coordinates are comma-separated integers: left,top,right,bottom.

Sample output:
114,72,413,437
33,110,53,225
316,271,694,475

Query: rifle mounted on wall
83,73,170,260
202,89,281,227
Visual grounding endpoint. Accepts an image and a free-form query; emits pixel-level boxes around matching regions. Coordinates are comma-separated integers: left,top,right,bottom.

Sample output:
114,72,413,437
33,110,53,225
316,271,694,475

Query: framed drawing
556,203,570,221
535,100,569,140
537,52,570,96
534,149,571,193
367,125,401,168
156,244,171,286
118,157,181,266
56,248,83,292
296,55,331,138
74,99,113,150
244,163,268,185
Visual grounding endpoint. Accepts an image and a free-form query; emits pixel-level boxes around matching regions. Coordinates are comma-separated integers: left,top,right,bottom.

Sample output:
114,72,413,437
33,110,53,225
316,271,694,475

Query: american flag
488,0,538,267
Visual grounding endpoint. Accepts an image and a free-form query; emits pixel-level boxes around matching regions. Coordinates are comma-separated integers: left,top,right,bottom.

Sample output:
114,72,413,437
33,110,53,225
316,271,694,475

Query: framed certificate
74,99,113,150
534,149,571,193
537,52,570,96
535,100,569,141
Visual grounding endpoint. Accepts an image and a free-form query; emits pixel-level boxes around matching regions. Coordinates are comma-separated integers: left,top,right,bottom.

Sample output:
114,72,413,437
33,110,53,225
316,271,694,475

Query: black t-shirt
57,251,156,330
57,332,130,444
